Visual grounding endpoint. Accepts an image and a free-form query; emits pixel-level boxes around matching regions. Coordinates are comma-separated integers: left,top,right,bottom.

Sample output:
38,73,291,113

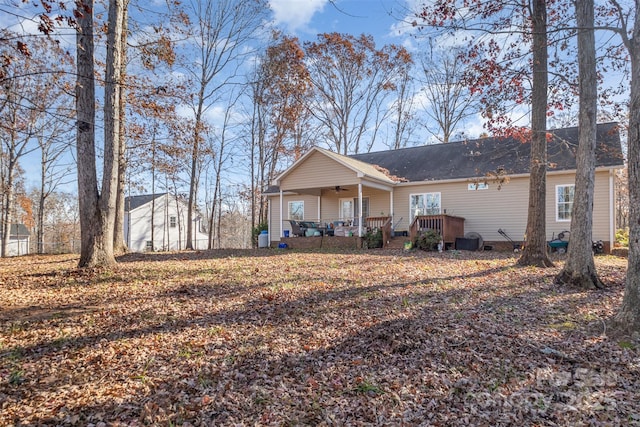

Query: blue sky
269,0,413,42
12,0,631,193
14,0,425,192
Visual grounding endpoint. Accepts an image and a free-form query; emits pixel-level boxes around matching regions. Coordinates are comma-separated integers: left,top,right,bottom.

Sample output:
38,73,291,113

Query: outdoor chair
288,220,306,237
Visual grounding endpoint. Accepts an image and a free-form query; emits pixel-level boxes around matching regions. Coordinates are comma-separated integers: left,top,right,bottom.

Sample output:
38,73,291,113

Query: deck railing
365,216,392,248
409,214,465,245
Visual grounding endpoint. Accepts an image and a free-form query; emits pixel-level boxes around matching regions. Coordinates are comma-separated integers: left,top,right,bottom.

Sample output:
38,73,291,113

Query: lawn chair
288,220,306,237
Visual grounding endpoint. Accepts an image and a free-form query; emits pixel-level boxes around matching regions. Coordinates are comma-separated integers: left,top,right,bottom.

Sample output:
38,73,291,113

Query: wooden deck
409,214,465,247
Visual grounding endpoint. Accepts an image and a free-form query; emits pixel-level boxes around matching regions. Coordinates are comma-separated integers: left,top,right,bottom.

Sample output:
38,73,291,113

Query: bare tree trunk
612,1,640,336
76,0,104,267
38,149,47,254
150,138,156,251
75,0,122,268
216,191,222,249
1,158,14,258
518,0,553,267
207,189,216,249
100,0,124,255
555,0,602,289
209,179,220,249
186,128,200,250
250,101,257,243
113,1,129,255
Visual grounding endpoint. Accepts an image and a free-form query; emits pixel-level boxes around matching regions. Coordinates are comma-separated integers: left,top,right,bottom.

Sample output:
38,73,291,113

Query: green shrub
363,228,383,249
414,229,442,251
615,228,629,247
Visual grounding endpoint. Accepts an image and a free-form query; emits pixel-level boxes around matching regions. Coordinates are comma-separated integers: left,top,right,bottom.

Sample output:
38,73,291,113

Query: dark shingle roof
350,122,624,182
9,224,30,237
125,193,166,212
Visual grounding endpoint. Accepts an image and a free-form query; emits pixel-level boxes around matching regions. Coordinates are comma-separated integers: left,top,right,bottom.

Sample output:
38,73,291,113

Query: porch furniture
300,221,319,229
288,220,305,237
333,225,359,237
410,214,465,249
305,227,322,237
324,224,335,236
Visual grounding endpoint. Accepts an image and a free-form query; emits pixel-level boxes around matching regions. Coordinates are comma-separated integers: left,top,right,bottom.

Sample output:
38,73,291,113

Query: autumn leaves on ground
0,250,638,426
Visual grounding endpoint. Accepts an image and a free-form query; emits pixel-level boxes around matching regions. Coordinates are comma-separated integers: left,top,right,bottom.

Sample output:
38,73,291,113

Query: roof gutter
394,164,624,187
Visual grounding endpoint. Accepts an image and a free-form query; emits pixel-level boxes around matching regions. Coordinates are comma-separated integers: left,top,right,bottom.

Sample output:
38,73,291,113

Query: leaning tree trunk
613,7,640,336
518,0,553,267
555,0,602,289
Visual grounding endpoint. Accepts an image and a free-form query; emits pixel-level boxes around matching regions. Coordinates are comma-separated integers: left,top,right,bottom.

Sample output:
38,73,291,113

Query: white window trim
169,216,177,228
288,200,304,221
556,184,574,222
410,192,442,222
339,198,354,221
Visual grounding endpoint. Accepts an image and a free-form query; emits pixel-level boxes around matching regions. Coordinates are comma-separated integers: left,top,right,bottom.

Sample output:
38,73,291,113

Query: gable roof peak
125,193,168,212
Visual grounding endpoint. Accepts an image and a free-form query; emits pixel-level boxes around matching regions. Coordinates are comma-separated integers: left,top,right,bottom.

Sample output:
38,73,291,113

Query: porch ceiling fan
334,185,348,193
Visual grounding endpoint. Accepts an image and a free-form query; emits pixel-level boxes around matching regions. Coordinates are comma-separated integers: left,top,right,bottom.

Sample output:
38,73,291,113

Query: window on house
356,197,370,222
170,216,177,228
340,197,369,224
339,198,353,221
410,192,441,222
468,182,488,190
556,184,574,221
288,201,304,220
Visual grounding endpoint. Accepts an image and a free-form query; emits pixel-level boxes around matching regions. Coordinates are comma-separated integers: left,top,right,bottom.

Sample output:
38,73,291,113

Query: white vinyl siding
280,151,358,190
124,194,209,252
268,168,616,246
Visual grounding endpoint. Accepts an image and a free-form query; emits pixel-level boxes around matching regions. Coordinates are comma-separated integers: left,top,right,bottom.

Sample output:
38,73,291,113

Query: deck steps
385,236,410,249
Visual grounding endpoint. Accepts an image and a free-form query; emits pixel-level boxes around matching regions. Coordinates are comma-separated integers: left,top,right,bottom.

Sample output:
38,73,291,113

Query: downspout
317,194,321,223
267,198,271,245
279,189,283,238
358,183,363,237
609,169,615,252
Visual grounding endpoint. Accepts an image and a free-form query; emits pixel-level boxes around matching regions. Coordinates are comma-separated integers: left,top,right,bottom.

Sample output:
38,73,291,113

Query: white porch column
609,169,615,251
390,189,394,232
279,189,284,238
358,183,363,237
267,198,271,243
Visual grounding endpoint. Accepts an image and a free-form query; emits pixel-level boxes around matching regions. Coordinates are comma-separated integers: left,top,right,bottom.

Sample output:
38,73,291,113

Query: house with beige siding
264,122,624,252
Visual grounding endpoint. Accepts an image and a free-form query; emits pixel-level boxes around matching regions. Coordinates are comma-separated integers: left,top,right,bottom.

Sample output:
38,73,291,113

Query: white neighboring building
0,224,30,256
124,193,209,252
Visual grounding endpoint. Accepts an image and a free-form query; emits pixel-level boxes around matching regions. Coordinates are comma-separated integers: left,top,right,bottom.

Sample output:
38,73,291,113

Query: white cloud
269,0,329,33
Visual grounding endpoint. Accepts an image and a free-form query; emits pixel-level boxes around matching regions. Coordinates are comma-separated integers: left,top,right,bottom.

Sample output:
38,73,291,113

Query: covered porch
265,147,404,248
273,182,395,247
